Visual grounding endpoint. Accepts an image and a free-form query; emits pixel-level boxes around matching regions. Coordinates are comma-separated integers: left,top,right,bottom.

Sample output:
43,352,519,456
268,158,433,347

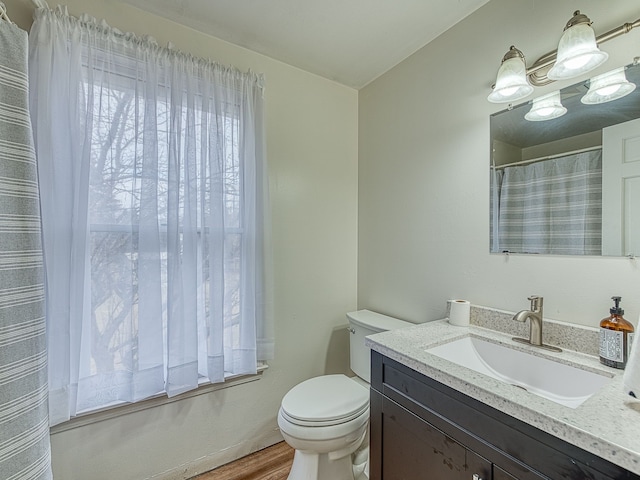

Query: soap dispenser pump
599,296,635,369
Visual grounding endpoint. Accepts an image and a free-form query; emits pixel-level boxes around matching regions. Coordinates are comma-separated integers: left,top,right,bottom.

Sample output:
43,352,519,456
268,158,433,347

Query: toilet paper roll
448,299,470,326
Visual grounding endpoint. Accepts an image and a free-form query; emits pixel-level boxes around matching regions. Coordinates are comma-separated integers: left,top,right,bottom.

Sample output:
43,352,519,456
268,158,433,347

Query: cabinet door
380,396,491,479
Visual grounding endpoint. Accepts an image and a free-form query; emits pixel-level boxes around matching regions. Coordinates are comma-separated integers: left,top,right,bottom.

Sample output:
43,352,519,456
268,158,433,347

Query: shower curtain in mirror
0,18,53,480
491,150,602,255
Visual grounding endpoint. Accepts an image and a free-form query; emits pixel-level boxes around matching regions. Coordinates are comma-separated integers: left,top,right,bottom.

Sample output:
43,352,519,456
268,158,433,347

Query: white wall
5,0,358,478
359,0,640,326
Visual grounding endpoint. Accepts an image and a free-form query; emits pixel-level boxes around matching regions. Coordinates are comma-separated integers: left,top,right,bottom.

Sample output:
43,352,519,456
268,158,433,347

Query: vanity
366,307,640,479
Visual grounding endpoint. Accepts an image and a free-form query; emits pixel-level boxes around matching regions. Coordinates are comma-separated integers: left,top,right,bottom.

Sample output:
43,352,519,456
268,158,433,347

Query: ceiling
120,0,489,89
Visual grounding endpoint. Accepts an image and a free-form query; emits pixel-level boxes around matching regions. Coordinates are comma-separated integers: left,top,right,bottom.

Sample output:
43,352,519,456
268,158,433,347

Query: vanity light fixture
524,91,567,122
581,66,636,104
488,11,640,104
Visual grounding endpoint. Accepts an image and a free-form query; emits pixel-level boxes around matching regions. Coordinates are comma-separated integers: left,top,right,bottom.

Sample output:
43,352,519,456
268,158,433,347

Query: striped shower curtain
0,19,53,480
492,150,602,255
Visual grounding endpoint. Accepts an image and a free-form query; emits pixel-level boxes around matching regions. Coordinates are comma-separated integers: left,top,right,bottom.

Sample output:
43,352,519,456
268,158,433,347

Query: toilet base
287,449,355,480
285,431,369,480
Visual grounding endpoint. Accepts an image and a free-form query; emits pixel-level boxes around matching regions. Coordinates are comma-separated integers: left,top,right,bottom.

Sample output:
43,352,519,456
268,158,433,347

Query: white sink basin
426,335,612,408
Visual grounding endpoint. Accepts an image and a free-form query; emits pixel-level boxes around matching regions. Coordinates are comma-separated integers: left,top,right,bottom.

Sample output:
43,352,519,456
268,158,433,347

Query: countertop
366,318,640,475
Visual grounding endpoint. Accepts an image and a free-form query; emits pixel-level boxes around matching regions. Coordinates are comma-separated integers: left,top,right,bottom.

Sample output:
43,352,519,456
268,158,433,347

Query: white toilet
278,309,412,480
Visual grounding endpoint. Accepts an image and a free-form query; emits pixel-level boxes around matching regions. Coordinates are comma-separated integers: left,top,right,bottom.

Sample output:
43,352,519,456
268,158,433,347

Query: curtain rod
0,2,11,22
492,145,602,170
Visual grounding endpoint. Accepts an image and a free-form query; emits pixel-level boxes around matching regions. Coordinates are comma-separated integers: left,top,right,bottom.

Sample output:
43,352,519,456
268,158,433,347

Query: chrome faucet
512,296,561,353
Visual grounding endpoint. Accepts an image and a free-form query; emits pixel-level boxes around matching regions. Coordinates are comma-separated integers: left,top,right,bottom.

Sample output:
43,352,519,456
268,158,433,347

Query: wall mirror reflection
490,61,640,257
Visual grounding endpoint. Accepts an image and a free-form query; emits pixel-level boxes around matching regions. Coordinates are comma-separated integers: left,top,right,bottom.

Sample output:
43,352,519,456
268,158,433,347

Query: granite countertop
365,313,640,475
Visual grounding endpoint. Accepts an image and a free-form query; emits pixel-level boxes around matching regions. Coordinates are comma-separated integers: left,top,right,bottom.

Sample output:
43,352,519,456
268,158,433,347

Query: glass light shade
581,67,636,104
547,23,608,80
525,91,567,121
488,55,534,103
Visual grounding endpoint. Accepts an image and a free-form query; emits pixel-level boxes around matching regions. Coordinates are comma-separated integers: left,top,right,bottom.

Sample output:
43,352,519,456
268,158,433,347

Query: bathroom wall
359,0,640,326
4,0,358,478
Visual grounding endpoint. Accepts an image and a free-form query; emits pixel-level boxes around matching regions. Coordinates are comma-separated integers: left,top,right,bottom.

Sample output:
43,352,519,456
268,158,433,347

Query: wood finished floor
191,442,294,480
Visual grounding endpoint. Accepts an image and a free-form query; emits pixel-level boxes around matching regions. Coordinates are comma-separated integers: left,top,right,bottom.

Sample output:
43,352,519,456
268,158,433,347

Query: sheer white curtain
29,6,273,426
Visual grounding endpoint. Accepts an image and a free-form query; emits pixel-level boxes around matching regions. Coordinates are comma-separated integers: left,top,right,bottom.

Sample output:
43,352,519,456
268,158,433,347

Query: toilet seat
280,374,369,427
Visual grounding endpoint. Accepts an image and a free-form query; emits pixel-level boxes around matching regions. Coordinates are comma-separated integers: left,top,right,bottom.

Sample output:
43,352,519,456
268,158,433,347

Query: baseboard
147,428,285,480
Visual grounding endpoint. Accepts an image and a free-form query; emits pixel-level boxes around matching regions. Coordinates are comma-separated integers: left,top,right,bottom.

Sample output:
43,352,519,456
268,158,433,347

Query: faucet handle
527,295,543,311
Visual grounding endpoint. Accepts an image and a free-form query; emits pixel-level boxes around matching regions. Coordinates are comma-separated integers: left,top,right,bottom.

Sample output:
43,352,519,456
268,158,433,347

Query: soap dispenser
599,296,635,369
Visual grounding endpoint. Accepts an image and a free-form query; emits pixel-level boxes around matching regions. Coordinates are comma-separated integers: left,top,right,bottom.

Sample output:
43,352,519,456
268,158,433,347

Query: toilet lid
281,374,369,425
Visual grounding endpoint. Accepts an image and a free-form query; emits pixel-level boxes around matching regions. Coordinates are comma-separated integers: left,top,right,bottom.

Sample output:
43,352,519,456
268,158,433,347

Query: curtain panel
492,150,602,255
29,6,273,425
0,19,52,480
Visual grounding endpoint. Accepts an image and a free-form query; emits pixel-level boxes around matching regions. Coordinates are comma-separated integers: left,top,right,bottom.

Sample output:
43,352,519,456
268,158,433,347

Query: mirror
490,62,640,256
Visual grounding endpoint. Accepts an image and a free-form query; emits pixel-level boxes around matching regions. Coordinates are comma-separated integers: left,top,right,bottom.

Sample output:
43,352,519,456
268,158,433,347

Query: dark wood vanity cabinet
369,351,640,480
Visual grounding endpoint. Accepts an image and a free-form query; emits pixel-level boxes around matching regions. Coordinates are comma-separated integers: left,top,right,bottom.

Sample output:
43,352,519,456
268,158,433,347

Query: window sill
50,363,268,434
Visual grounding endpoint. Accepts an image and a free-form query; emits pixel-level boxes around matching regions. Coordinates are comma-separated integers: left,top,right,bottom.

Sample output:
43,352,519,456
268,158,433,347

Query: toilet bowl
278,310,413,480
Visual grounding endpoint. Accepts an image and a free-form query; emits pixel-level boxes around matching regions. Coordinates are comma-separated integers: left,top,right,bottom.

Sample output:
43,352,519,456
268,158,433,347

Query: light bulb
596,84,621,96
564,54,591,71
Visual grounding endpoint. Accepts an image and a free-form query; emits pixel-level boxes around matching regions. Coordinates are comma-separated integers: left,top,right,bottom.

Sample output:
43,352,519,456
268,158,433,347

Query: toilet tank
347,310,413,383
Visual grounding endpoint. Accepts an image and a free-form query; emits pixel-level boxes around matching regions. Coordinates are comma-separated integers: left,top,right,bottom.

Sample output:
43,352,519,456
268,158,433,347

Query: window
29,8,272,425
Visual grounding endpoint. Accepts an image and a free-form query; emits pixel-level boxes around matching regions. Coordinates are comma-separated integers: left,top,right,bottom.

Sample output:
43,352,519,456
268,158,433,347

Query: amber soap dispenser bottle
599,296,635,369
